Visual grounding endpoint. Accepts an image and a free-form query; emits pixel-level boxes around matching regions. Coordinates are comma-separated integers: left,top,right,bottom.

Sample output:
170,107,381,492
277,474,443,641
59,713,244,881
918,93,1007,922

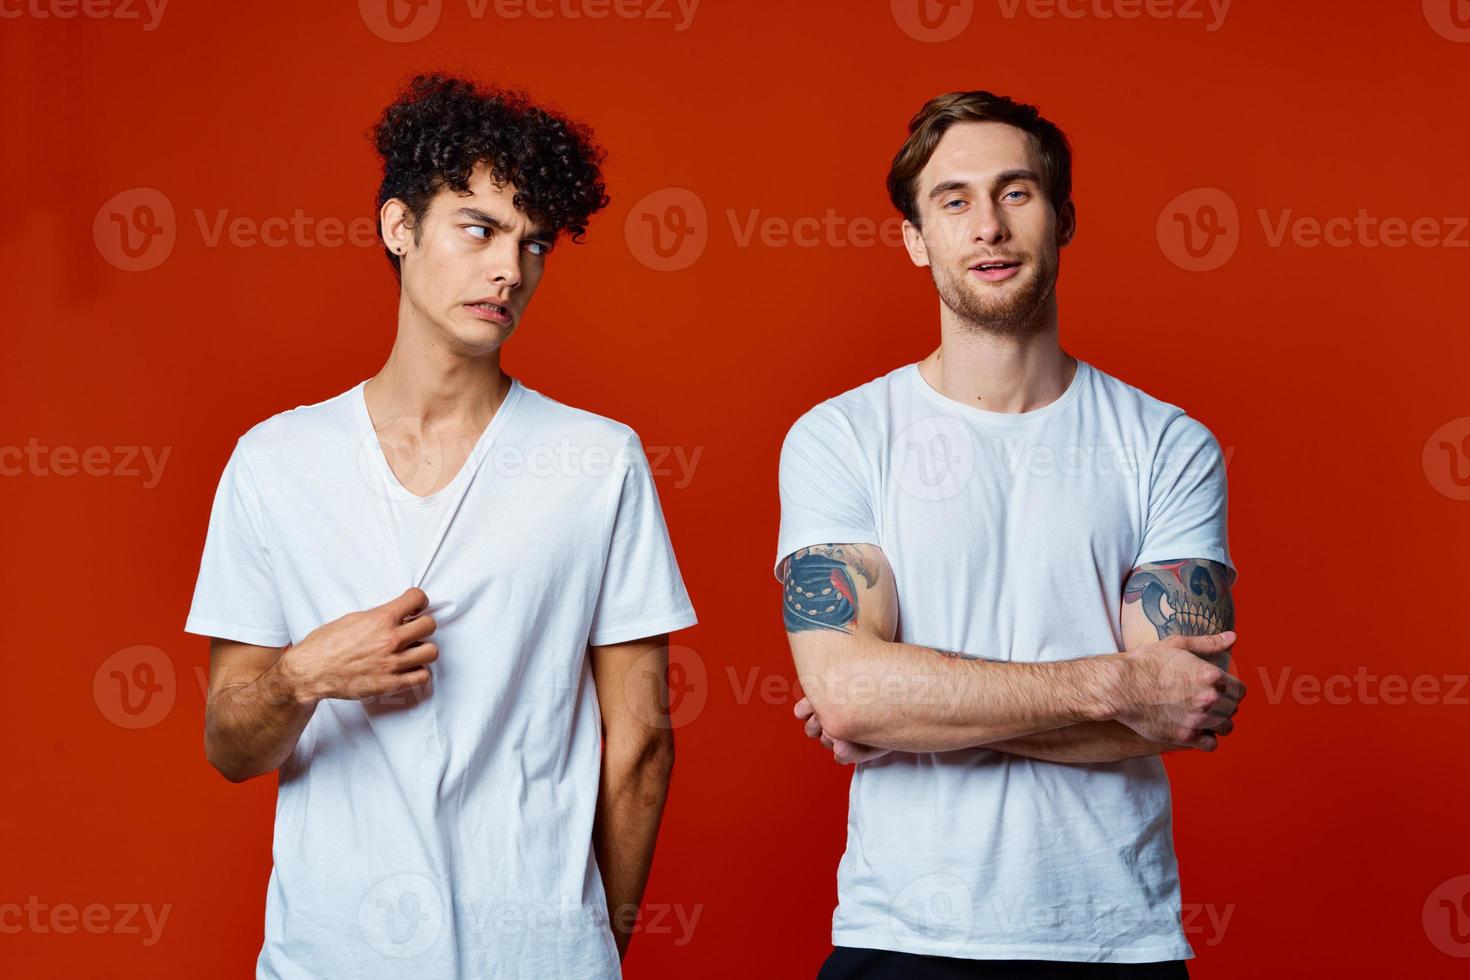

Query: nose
971,198,1009,246
487,241,522,291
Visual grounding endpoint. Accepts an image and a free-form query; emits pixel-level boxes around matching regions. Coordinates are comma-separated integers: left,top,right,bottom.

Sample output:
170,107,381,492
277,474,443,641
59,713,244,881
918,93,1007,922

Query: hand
1111,631,1245,751
794,696,891,765
278,587,439,705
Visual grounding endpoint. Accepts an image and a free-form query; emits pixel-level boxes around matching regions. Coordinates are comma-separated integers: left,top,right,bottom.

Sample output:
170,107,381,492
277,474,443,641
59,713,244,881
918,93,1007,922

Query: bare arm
590,634,676,962
978,558,1240,762
203,586,439,782
782,544,1240,754
204,637,310,782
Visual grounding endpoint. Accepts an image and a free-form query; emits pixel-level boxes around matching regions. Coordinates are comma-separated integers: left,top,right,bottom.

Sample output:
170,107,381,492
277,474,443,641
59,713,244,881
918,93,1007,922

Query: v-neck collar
354,376,524,507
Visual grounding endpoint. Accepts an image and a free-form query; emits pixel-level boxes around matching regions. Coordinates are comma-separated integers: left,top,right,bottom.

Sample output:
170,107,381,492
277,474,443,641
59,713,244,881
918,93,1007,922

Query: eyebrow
927,168,1041,200
454,206,553,241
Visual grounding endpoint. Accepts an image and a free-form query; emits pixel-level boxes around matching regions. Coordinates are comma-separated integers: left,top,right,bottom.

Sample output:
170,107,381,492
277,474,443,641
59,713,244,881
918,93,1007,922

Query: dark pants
817,946,1190,979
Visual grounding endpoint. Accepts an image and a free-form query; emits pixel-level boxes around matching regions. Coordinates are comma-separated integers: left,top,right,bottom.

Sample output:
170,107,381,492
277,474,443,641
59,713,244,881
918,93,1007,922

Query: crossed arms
779,544,1242,765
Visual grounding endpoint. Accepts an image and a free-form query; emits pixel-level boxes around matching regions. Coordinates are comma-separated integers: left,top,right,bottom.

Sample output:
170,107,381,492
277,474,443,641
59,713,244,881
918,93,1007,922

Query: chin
446,321,513,352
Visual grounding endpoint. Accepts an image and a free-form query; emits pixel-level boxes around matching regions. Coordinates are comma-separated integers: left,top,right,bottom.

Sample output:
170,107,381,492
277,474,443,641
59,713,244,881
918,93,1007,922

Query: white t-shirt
186,377,698,979
775,358,1234,964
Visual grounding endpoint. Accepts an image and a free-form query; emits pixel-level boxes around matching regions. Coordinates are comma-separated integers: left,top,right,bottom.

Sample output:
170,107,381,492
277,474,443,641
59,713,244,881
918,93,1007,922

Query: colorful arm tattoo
1123,558,1235,639
781,545,879,634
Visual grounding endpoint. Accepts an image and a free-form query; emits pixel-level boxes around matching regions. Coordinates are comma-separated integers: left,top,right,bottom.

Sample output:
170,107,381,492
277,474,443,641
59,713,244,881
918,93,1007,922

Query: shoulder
233,382,361,465
782,364,911,448
1081,360,1222,454
508,381,641,451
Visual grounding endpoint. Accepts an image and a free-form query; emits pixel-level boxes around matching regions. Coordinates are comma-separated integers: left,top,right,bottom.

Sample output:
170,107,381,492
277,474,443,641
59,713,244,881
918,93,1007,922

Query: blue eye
525,240,551,256
467,225,490,240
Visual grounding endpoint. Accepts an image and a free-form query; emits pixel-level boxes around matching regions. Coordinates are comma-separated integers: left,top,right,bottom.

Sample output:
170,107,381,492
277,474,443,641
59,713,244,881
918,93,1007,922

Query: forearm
592,732,674,960
204,657,317,782
981,720,1175,763
801,636,1124,752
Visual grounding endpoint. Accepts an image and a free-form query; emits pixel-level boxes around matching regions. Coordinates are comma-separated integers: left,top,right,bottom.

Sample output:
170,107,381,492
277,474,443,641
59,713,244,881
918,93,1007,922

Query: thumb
1177,631,1235,656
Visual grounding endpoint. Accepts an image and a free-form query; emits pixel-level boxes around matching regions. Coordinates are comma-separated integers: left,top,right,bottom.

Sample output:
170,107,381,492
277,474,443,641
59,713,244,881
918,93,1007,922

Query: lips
465,300,512,324
969,259,1021,282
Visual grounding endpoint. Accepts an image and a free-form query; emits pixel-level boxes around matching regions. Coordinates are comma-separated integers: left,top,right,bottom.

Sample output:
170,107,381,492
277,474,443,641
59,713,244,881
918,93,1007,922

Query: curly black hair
369,72,609,277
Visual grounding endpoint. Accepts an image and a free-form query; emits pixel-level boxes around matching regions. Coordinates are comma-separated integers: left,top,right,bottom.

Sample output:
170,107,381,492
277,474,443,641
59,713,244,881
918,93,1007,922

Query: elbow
634,734,674,808
606,728,675,795
640,729,675,783
205,744,252,783
816,703,865,745
797,650,880,745
206,749,252,784
804,683,873,745
204,726,263,784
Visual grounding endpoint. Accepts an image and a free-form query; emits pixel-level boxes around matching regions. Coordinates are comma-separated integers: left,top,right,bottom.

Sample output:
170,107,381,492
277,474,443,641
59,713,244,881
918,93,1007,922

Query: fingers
1186,730,1220,752
395,642,439,670
384,586,430,620
1216,671,1246,701
832,740,888,765
1201,697,1238,726
395,611,436,647
386,665,433,694
1175,631,1236,656
796,698,822,738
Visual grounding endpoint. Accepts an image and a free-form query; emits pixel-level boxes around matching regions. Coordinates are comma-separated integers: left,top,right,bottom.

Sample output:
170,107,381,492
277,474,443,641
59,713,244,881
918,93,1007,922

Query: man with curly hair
185,73,696,978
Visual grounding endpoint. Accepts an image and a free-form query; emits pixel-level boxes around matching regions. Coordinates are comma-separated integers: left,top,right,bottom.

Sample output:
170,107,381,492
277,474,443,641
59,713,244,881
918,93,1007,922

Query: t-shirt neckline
906,356,1089,426
354,376,524,507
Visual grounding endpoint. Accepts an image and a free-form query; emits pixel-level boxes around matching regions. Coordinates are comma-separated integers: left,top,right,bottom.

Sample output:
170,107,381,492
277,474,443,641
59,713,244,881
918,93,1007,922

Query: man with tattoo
776,92,1243,978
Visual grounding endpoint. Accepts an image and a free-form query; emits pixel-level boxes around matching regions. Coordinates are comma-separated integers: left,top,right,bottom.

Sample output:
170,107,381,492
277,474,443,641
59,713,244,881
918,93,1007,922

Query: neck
920,297,1074,413
365,313,510,429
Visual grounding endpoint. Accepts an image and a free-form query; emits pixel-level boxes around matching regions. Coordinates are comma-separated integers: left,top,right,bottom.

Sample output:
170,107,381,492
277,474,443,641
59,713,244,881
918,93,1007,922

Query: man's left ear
1056,199,1077,248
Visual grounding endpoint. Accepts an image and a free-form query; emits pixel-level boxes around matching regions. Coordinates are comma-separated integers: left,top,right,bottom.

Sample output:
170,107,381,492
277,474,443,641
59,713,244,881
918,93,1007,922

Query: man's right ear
380,198,412,256
901,219,930,269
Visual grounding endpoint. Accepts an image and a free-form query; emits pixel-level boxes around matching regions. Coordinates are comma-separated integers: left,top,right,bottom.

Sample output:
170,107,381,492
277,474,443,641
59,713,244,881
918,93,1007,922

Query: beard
930,250,1058,340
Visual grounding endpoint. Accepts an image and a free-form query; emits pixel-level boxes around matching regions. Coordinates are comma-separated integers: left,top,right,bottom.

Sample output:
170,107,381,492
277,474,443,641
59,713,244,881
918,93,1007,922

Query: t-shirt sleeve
1133,413,1237,585
183,438,292,647
587,432,698,647
774,404,880,581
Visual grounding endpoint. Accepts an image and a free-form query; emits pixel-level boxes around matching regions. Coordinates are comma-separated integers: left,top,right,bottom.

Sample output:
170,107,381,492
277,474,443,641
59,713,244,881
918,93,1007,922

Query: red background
5,0,1470,976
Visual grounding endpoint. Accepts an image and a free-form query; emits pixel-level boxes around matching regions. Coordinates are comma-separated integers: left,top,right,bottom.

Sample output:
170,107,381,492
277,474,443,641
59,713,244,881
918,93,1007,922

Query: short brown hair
886,91,1073,227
